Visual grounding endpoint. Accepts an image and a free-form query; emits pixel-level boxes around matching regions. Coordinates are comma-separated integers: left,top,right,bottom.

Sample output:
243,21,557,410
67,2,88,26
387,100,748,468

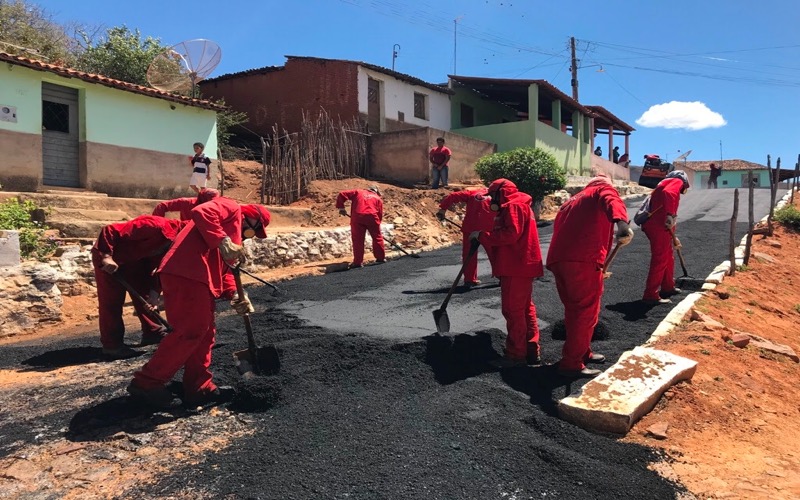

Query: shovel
385,237,421,259
602,242,621,280
670,228,704,286
443,216,462,229
432,239,480,334
231,266,281,378
113,275,172,332
226,263,283,296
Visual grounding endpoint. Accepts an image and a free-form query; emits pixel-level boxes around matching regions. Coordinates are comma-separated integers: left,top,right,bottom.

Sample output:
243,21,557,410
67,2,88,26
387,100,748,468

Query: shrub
0,198,56,260
774,204,800,231
474,147,567,203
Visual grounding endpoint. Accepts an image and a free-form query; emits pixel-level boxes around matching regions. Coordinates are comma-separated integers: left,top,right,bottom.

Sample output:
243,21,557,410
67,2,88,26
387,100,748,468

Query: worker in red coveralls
127,198,271,408
470,179,543,367
436,187,495,287
642,170,689,305
546,174,634,378
92,215,187,359
336,186,386,268
152,189,220,221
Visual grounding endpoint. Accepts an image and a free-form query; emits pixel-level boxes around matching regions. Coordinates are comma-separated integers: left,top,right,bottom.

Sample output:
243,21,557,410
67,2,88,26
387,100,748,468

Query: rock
2,459,43,482
392,217,404,226
721,330,750,348
728,329,798,362
690,309,725,329
767,240,782,248
752,252,776,264
646,421,669,440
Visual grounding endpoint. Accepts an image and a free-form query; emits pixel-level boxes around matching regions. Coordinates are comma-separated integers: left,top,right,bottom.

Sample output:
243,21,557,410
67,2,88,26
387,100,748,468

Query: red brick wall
200,59,361,136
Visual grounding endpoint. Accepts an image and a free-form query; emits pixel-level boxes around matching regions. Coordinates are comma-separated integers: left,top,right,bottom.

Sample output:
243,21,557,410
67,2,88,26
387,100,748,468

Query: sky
31,0,800,168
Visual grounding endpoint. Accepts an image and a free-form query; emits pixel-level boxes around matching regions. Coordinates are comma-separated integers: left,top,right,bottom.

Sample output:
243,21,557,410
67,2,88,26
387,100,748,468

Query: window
413,92,427,120
42,100,69,133
460,103,474,127
398,111,405,122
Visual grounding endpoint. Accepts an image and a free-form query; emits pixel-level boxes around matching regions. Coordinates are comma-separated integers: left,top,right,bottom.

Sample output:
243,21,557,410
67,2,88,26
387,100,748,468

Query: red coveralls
92,216,186,349
546,177,629,371
478,179,543,360
152,189,220,220
132,197,240,399
438,189,495,284
642,178,683,301
336,189,386,266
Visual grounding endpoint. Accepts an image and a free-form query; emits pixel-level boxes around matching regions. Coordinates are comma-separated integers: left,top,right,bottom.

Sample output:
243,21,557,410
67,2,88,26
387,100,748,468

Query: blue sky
35,0,800,168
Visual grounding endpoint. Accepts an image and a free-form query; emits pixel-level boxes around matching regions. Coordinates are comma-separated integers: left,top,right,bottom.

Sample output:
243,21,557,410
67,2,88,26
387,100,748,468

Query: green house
679,159,770,190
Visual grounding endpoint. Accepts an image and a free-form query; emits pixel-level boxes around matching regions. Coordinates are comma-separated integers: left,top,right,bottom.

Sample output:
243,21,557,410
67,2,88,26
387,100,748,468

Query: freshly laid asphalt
0,188,782,499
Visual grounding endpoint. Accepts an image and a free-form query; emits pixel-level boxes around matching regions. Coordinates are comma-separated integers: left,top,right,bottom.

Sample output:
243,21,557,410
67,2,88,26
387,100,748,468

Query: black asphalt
0,188,781,499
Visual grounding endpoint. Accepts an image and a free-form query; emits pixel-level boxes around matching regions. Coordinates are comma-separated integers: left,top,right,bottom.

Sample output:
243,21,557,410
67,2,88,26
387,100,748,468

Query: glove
146,290,161,311
100,255,119,274
219,237,246,264
665,214,676,230
673,237,682,250
615,221,634,247
339,208,348,217
230,291,254,316
469,231,481,242
435,210,446,221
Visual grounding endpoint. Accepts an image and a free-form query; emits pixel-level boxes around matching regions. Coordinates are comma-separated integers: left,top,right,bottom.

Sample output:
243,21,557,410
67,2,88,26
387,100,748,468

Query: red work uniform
336,189,386,266
642,177,683,301
478,179,543,361
132,197,241,400
92,216,186,349
438,189,495,284
152,189,220,221
546,177,628,371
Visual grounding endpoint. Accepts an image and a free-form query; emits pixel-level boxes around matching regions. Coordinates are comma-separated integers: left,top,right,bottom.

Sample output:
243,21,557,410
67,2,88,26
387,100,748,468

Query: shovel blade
233,345,281,377
432,308,450,334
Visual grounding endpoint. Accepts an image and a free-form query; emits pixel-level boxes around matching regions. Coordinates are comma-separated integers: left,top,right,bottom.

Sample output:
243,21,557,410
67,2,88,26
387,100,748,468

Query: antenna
453,15,464,75
392,44,400,71
146,39,221,96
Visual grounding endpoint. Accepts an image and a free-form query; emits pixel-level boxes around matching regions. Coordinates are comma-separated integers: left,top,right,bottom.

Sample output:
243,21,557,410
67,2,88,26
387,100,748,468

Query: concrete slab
0,230,20,268
558,347,698,435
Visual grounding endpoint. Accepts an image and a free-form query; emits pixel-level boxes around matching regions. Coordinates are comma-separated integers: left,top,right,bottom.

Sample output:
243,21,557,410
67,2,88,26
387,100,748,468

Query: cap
368,185,381,196
240,204,271,238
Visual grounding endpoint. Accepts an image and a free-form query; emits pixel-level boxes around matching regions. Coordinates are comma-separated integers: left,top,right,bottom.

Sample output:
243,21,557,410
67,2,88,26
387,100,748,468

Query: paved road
0,188,783,499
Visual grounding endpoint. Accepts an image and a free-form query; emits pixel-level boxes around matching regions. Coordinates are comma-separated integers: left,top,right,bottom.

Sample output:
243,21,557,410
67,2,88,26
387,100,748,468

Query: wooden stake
217,148,225,196
729,188,739,276
743,170,754,265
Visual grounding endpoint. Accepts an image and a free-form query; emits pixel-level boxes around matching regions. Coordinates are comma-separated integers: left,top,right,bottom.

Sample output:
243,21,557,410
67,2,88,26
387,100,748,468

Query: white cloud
636,101,727,131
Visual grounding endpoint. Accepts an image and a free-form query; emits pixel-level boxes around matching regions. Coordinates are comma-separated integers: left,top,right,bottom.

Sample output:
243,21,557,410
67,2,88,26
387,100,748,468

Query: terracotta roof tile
679,159,768,172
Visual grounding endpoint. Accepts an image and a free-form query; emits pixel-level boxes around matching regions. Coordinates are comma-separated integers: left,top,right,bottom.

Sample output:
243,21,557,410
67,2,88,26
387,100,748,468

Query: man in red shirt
92,215,188,359
546,174,633,378
436,187,495,286
642,170,689,304
128,198,270,408
152,189,220,221
336,186,385,268
429,137,451,189
470,179,543,367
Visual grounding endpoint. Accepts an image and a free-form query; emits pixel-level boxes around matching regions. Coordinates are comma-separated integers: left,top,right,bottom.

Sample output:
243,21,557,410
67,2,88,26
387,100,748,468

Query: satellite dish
674,150,692,164
146,39,221,95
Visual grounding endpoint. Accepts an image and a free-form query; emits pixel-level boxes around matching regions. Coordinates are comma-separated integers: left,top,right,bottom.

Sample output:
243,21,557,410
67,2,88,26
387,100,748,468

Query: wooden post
767,156,779,236
216,148,225,196
260,136,268,204
743,170,754,265
729,188,739,276
793,154,799,204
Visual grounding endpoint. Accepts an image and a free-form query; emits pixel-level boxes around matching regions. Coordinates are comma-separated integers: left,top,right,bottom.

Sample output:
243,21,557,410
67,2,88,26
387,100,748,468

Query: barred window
413,93,427,120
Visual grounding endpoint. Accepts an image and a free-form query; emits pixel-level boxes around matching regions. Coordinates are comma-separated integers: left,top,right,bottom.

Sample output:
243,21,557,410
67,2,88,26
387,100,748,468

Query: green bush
774,204,800,231
0,198,56,260
474,147,567,202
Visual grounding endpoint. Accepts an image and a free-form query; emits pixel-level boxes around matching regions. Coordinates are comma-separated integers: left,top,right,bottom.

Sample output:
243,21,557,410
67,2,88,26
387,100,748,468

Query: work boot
642,297,672,305
585,353,606,364
102,345,141,360
526,343,542,366
489,356,527,369
184,386,236,407
464,280,481,287
557,366,602,378
126,383,181,409
140,328,167,347
348,263,364,269
660,288,682,298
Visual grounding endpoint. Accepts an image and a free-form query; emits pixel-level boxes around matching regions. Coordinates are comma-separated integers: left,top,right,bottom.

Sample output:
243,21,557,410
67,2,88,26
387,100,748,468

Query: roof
0,52,224,111
447,75,591,116
585,105,635,133
205,56,453,95
680,159,768,172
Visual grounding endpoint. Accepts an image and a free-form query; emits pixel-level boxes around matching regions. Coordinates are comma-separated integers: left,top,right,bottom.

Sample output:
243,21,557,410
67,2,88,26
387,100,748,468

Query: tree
214,98,249,158
0,0,77,64
75,26,166,85
474,147,567,204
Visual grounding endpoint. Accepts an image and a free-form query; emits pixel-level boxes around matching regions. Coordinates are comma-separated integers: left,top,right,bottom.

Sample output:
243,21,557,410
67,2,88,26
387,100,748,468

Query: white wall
357,67,450,131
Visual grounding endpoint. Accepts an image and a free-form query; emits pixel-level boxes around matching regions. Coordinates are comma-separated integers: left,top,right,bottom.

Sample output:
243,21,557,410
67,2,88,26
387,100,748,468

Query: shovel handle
602,242,621,279
440,239,480,311
443,216,462,229
231,266,259,360
669,227,690,277
226,263,281,293
113,275,172,332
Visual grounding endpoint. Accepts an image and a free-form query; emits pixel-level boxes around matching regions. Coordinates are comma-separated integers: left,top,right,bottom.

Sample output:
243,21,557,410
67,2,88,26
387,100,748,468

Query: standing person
152,189,220,221
594,146,603,157
429,137,451,189
127,198,269,408
436,187,495,287
189,142,212,194
470,179,543,367
336,186,385,268
613,146,620,164
618,152,630,168
708,162,722,189
546,175,633,378
641,170,690,304
92,215,187,359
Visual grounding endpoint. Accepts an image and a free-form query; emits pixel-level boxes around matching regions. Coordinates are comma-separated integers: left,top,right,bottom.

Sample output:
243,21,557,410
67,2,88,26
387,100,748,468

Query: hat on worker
367,185,381,196
240,204,271,238
665,170,690,193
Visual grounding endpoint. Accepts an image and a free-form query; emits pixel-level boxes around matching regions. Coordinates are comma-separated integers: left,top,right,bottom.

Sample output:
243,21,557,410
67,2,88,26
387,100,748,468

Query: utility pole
453,17,463,75
392,44,400,71
570,36,579,101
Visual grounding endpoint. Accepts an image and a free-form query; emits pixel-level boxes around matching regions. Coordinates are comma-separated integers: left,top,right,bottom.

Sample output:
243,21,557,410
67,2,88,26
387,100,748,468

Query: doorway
367,78,382,133
41,82,80,187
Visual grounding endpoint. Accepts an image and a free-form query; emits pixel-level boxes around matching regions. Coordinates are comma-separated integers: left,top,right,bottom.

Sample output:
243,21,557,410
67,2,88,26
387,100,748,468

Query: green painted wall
0,64,42,134
533,120,587,175
696,170,770,189
450,87,518,129
454,120,535,152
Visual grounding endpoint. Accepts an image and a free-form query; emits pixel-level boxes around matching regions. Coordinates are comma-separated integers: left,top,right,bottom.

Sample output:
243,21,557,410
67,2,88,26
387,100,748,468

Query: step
47,207,131,222
46,220,124,239
39,189,107,197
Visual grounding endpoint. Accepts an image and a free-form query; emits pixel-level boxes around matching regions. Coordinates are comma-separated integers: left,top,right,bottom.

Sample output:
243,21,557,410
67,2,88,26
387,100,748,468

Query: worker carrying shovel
469,179,543,368
436,187,495,287
127,198,271,409
92,215,188,359
641,170,689,305
336,186,386,269
546,174,633,378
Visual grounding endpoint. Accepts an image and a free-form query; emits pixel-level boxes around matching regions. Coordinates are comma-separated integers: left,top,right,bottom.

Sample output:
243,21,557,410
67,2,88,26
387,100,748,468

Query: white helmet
665,170,690,193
